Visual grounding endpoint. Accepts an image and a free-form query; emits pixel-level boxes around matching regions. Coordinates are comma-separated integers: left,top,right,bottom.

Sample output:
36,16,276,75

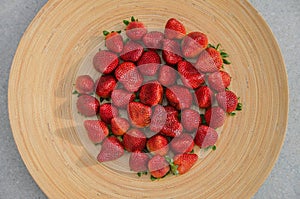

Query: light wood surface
8,0,288,198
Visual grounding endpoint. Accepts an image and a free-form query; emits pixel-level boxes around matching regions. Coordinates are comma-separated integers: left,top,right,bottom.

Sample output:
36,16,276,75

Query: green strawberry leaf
236,102,243,111
131,16,135,22
204,145,217,151
190,149,195,154
103,30,110,36
117,135,123,142
229,112,236,116
220,52,229,58
165,156,179,175
212,145,217,151
116,30,122,33
123,20,130,25
72,90,79,95
223,59,231,65
200,114,207,125
150,175,157,181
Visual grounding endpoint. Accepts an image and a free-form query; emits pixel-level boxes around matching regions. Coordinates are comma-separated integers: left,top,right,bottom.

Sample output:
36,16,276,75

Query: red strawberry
111,117,130,136
164,106,179,117
120,40,144,62
173,153,198,174
129,151,150,172
146,134,169,156
128,102,152,128
148,155,170,178
207,71,231,92
150,105,167,133
177,60,205,89
115,62,143,92
195,47,223,73
194,125,218,148
164,18,186,40
103,31,123,53
142,31,164,50
137,51,161,76
76,95,100,116
160,106,183,137
123,129,147,152
162,39,183,65
181,109,201,133
99,103,118,124
139,81,163,106
194,86,214,108
111,89,135,108
216,90,238,113
170,133,194,154
158,65,177,87
181,32,208,58
205,107,226,129
84,120,109,143
124,16,147,41
93,50,119,74
165,85,193,110
75,75,94,94
97,136,124,162
95,75,117,98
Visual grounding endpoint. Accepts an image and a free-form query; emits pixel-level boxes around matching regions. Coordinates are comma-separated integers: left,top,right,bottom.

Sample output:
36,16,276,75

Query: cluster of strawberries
74,17,242,180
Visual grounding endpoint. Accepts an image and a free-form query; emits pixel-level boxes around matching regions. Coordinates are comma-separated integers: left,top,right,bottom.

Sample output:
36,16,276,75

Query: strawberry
165,85,193,110
204,106,226,129
97,136,124,162
160,106,183,137
207,71,231,92
195,47,223,73
139,81,163,106
99,103,118,124
103,30,123,53
164,18,186,40
194,86,214,108
95,75,117,98
181,109,201,133
170,133,194,154
150,105,167,133
115,62,143,92
84,120,109,143
162,39,183,65
120,40,144,62
93,50,119,74
146,134,169,156
216,90,238,113
194,125,218,148
123,129,147,152
177,60,205,89
142,31,164,50
137,51,161,76
173,153,198,174
164,106,179,117
75,75,94,94
129,151,150,172
111,89,135,108
111,117,130,136
158,65,177,87
181,32,208,58
76,95,100,116
148,155,170,178
128,102,152,128
124,16,147,41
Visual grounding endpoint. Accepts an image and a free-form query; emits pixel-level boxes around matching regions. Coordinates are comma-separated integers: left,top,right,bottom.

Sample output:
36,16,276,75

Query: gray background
0,0,299,198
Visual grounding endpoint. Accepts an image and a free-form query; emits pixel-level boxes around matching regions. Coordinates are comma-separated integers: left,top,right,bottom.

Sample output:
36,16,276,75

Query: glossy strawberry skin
97,136,124,162
75,75,94,94
173,153,198,174
158,65,177,87
181,109,201,133
111,117,130,136
165,85,193,110
129,151,150,172
142,31,164,50
146,134,169,156
194,86,214,108
128,102,152,128
137,50,161,76
150,105,167,133
170,133,194,154
160,106,183,137
120,40,144,62
195,47,223,73
99,103,118,124
164,18,186,40
181,32,208,58
76,95,100,117
162,39,183,65
216,91,238,113
111,89,135,109
123,129,147,152
205,106,226,129
177,60,205,89
84,120,109,143
194,125,218,148
207,71,231,92
105,32,124,53
95,75,117,98
148,155,170,178
93,50,119,74
139,81,163,106
126,21,147,41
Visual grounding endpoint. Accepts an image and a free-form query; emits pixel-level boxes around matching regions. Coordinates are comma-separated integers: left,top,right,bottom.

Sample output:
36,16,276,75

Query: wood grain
8,0,288,198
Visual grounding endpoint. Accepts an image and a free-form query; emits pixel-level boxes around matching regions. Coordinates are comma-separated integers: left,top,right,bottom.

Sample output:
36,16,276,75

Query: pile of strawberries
74,17,242,180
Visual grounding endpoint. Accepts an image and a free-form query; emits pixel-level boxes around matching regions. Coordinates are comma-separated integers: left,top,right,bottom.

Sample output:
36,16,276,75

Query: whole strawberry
194,86,214,108
120,40,144,62
97,136,124,162
162,39,183,65
137,50,161,76
207,71,231,92
123,129,147,152
195,47,223,73
99,103,118,124
95,75,117,98
173,153,198,174
111,117,130,136
160,106,183,137
139,81,163,106
103,30,123,53
148,155,170,179
93,50,119,74
111,89,135,108
158,65,177,87
142,31,164,50
75,75,94,94
124,16,147,41
170,133,194,154
181,32,208,58
164,18,186,40
84,120,109,143
205,106,226,129
165,85,193,110
150,105,167,133
177,60,205,89
76,95,100,116
146,134,169,156
181,109,201,133
129,151,150,172
128,102,152,128
194,125,218,148
216,90,238,113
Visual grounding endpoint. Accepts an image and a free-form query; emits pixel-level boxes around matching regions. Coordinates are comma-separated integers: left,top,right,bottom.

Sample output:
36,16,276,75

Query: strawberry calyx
208,43,231,65
123,16,138,26
137,171,148,177
103,30,122,37
165,156,179,175
204,145,217,151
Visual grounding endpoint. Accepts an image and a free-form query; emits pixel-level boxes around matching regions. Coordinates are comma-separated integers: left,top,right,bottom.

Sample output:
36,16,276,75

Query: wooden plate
8,0,288,198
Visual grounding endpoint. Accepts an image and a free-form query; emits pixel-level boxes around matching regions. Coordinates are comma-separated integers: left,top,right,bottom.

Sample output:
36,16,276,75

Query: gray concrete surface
0,0,299,198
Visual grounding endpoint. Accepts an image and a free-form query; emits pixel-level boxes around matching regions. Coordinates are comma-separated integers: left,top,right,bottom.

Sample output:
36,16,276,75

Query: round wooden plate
8,0,288,198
